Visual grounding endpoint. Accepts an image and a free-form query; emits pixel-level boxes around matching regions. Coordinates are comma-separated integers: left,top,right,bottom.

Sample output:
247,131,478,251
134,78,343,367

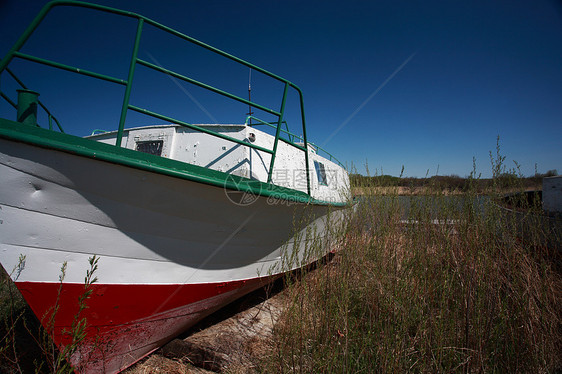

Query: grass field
257,171,561,373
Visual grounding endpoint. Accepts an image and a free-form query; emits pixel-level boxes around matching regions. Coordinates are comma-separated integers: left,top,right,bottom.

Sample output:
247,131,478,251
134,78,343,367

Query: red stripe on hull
15,277,275,373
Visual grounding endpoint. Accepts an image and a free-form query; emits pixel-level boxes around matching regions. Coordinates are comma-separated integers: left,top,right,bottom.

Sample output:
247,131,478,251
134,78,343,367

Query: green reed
257,149,561,373
0,256,99,374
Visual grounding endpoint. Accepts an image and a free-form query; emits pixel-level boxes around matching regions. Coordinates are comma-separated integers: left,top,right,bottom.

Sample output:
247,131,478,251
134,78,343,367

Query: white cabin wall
172,126,250,178
89,131,129,147
246,127,273,182
307,154,351,204
245,128,309,191
271,141,308,192
87,125,252,178
87,124,350,204
246,127,351,203
124,127,175,158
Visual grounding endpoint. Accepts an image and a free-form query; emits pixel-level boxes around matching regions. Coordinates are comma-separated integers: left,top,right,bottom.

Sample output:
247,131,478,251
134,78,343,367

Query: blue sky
1,0,561,177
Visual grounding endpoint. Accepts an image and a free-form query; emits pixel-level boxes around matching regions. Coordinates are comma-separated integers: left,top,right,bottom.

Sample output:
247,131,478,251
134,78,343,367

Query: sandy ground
124,281,287,374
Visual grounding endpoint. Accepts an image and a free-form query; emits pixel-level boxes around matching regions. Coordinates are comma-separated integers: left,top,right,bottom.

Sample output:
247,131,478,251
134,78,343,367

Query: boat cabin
87,123,349,204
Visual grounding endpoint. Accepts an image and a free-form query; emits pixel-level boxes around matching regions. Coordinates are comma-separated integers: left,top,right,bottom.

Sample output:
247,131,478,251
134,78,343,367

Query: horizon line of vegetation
350,169,558,191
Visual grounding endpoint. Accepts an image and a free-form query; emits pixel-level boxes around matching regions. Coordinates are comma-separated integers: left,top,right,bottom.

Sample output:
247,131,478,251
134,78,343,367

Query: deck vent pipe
16,89,40,127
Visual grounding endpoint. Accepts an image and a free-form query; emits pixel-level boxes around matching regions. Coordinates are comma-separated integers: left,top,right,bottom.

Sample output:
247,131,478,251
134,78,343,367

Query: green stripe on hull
0,118,347,207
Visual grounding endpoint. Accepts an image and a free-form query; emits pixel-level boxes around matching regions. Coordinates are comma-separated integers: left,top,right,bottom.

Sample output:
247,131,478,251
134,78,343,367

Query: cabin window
136,140,163,156
314,161,328,186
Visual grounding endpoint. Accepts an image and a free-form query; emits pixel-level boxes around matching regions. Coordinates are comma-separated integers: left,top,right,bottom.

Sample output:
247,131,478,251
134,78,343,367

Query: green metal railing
245,115,346,169
0,0,318,194
1,68,64,132
245,116,296,142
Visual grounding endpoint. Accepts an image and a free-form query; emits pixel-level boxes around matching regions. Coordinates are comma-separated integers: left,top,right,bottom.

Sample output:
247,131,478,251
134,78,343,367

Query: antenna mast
247,68,253,125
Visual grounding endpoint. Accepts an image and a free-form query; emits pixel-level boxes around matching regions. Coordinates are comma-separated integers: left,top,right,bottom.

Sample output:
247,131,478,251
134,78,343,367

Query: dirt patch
126,280,287,373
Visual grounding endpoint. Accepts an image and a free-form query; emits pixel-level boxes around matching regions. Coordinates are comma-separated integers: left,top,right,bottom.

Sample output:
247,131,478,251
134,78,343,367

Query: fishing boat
0,1,351,372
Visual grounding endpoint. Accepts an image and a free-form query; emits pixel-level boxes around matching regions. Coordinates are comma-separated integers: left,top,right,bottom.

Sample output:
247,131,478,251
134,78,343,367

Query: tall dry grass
258,157,561,372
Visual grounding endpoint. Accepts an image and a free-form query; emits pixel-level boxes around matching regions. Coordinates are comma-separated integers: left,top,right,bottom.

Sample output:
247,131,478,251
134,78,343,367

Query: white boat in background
0,1,351,373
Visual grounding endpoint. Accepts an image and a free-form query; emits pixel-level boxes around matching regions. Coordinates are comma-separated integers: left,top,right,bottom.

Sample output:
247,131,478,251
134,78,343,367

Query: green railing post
16,89,40,126
267,82,289,184
297,89,311,195
116,17,143,147
0,3,56,74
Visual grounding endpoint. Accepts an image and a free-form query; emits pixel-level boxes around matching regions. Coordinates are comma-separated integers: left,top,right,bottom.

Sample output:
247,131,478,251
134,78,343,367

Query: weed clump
260,150,561,372
0,256,99,374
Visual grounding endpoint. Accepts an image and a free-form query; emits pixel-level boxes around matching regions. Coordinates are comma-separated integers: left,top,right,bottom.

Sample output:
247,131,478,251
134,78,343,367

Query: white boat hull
0,138,345,372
